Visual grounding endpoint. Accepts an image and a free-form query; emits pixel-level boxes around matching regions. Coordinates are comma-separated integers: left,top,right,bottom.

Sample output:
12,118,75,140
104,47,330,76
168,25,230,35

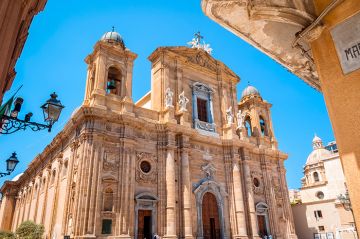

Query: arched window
244,116,252,136
259,116,268,136
313,172,320,182
33,184,38,199
62,161,68,178
42,178,46,191
106,67,122,96
103,188,114,212
51,170,56,184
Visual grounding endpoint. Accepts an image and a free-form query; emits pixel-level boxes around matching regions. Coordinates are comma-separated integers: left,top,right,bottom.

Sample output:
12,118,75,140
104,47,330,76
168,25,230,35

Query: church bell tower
83,29,137,111
237,85,277,147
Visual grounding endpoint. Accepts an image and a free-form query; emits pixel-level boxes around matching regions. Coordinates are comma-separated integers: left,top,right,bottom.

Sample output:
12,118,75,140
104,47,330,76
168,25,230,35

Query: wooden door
257,215,268,237
202,192,220,239
138,210,152,239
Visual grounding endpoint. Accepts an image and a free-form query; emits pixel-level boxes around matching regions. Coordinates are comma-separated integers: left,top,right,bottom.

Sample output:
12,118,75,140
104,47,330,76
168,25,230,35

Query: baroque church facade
0,31,297,239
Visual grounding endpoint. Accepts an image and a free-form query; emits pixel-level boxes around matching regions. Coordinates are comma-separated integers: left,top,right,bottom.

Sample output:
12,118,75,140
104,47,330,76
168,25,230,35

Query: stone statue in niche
236,110,245,129
165,88,174,108
226,106,233,124
178,91,189,112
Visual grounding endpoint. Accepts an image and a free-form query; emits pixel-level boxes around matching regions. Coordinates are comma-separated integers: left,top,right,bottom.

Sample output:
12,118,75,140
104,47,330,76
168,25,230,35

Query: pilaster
164,132,177,239
242,154,260,239
180,135,193,239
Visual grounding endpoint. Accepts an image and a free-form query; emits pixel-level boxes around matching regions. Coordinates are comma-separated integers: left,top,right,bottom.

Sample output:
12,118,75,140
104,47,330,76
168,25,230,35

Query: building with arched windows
290,136,356,239
0,30,297,239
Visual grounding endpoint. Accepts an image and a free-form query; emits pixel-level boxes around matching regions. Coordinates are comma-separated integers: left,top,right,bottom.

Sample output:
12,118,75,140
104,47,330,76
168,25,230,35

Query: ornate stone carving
103,151,119,172
251,171,264,195
136,152,157,183
192,82,214,95
187,31,213,54
194,119,216,132
187,52,217,71
272,177,283,206
201,163,216,180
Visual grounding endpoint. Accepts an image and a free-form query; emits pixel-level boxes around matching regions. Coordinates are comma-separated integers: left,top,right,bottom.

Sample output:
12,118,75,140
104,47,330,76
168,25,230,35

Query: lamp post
0,152,19,178
0,92,64,134
338,189,358,237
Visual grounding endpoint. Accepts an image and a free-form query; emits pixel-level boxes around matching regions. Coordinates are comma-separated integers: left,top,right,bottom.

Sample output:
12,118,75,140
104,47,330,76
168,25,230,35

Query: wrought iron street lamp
0,152,19,178
338,190,352,211
0,92,64,134
338,189,358,235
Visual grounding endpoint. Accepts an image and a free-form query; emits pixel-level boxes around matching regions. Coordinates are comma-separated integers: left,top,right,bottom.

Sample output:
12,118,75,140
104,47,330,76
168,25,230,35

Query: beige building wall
0,0,47,103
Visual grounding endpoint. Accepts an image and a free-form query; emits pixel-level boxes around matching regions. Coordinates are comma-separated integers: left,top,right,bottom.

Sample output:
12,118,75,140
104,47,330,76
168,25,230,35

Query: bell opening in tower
106,67,122,95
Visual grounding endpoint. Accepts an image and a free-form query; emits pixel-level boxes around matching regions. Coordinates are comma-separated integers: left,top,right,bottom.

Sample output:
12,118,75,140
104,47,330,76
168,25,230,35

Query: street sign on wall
331,12,360,74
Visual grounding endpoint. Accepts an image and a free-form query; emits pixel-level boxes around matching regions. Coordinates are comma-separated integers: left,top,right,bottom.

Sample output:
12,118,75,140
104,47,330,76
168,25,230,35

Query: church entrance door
138,210,152,239
202,192,220,239
257,215,268,237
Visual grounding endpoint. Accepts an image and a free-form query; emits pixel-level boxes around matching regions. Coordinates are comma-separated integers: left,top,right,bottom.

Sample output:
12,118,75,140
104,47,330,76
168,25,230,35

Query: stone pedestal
176,109,191,127
163,106,177,123
223,123,238,139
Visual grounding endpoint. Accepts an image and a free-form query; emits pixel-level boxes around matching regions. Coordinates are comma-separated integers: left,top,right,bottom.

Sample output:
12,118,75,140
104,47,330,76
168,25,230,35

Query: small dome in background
11,173,23,182
312,134,323,149
100,28,125,49
306,135,331,165
241,85,260,98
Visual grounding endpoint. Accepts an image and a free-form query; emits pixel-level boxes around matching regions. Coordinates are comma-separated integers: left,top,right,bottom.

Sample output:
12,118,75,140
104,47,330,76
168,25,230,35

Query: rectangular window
318,226,325,231
314,210,323,219
197,98,208,122
102,219,112,234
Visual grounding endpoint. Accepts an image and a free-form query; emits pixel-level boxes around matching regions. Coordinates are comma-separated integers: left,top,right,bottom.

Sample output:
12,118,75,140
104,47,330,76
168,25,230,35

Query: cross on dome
187,31,213,54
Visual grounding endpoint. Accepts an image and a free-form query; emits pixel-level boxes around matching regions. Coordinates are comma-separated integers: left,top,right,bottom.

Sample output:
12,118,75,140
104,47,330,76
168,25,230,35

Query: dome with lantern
305,135,332,165
100,28,125,49
241,85,261,99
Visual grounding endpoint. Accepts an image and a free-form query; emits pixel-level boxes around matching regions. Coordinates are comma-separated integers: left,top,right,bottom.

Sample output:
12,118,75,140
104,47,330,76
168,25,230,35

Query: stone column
243,160,260,238
87,142,101,235
12,197,21,231
61,141,78,236
26,182,35,220
41,168,51,225
49,158,63,238
232,161,247,237
180,143,193,239
81,140,99,237
0,188,16,231
33,176,42,223
73,135,92,237
278,160,297,239
164,146,177,239
116,141,136,238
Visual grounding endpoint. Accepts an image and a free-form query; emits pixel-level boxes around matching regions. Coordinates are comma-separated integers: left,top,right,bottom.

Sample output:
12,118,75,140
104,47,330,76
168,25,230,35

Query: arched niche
259,115,268,136
193,180,227,239
106,66,122,96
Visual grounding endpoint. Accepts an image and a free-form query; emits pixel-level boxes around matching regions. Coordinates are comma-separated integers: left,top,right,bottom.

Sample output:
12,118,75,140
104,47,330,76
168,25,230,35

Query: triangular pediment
148,46,239,82
167,47,218,72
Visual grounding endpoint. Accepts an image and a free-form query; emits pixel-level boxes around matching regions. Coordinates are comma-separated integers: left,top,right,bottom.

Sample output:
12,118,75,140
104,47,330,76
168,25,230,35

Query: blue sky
0,0,334,189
